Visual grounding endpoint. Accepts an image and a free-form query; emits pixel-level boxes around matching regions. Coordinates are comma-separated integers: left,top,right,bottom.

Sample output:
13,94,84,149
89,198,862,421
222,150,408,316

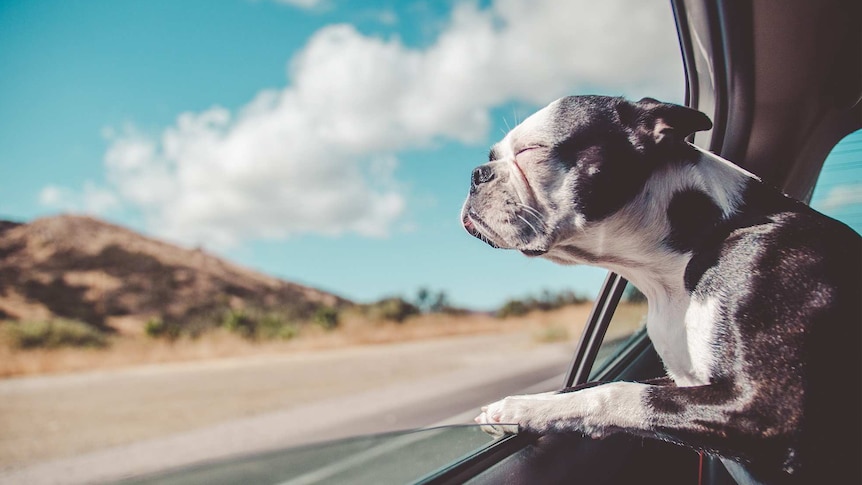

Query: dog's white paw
474,392,560,435
474,384,646,439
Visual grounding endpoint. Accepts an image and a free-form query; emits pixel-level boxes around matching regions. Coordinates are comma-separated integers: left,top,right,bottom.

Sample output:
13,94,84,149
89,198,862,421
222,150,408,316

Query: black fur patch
549,96,707,223
665,188,723,252
683,182,800,292
550,98,654,222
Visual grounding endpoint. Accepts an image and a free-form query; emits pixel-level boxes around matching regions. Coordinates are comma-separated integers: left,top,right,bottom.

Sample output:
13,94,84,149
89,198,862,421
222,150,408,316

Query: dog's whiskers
515,203,548,230
512,107,521,126
517,214,541,237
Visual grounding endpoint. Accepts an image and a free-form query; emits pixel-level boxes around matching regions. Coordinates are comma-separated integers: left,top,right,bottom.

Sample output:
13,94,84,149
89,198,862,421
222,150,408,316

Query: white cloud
39,185,70,209
815,184,862,212
48,0,682,248
40,182,119,215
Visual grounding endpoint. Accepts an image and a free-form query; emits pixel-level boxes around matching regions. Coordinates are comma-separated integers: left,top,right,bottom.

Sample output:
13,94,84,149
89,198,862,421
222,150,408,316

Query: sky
1,0,858,311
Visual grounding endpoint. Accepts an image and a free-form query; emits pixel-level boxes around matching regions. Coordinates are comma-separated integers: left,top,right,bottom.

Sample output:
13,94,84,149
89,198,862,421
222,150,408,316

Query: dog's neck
545,146,757,386
549,145,755,306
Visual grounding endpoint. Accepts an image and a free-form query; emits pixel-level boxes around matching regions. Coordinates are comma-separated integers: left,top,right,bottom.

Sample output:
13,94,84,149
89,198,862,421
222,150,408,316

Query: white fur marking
684,296,720,386
476,382,650,437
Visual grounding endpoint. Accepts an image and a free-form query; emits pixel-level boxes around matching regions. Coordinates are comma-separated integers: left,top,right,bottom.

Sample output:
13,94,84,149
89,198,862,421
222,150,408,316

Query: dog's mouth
462,212,501,249
520,249,547,257
463,210,550,257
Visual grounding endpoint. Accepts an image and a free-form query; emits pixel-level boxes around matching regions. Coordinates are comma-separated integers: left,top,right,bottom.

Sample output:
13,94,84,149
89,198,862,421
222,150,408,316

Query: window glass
123,425,513,485
589,282,648,379
810,129,862,234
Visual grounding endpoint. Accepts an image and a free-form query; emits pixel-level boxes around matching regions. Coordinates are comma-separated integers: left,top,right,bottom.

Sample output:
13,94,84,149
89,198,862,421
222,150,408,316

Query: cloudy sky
1,0,858,309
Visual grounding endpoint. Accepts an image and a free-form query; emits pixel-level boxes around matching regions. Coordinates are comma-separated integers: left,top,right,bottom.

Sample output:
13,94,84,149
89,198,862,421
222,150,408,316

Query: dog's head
461,95,712,258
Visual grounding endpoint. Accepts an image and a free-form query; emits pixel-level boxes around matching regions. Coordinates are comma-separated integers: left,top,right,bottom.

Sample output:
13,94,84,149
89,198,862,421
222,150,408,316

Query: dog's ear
636,97,712,145
620,98,712,147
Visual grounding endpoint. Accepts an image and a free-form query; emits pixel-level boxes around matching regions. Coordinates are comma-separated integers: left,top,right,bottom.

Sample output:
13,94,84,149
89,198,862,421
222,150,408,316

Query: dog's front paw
473,385,640,439
475,393,559,435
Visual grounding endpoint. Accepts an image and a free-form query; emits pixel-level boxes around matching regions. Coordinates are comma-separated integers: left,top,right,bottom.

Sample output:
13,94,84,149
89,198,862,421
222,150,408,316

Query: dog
462,95,861,485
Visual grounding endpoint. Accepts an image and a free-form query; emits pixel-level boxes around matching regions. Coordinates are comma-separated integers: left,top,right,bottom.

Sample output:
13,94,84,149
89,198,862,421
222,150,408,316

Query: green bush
413,287,455,314
274,323,299,340
3,319,108,349
258,313,299,340
497,299,530,318
497,289,591,318
366,297,420,323
220,307,301,341
144,317,180,340
313,306,339,330
222,308,256,338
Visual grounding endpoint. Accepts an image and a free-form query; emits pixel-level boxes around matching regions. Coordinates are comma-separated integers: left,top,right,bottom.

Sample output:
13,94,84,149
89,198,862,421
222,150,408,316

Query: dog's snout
471,165,495,188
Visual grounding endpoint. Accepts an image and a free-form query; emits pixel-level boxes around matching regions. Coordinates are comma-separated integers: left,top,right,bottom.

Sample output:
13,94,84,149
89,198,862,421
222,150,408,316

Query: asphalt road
0,332,575,485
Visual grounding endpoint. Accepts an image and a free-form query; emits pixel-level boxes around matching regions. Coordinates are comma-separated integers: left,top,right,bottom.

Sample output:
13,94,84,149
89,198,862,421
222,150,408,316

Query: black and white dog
462,96,861,485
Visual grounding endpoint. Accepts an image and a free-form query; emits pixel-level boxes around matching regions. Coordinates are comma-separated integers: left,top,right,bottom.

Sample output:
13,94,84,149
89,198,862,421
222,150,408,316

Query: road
0,331,577,484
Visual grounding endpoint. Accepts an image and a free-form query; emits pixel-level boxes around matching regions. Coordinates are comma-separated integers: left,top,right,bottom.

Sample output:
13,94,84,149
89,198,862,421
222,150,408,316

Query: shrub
551,289,590,307
222,308,256,338
497,299,530,318
366,297,420,323
3,319,108,349
414,288,453,314
144,316,180,340
274,323,299,340
497,289,591,318
220,307,301,341
313,306,339,331
258,313,299,340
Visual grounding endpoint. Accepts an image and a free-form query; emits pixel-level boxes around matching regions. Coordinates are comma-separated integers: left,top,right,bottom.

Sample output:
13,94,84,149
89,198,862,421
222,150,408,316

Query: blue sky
1,1,858,310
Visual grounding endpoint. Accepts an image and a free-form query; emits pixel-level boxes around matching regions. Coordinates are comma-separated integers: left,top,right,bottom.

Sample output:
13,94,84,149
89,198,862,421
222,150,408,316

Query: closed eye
516,145,545,156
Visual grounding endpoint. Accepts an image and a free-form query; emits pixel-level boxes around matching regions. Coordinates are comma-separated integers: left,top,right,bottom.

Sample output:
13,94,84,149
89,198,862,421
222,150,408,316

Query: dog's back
686,182,862,483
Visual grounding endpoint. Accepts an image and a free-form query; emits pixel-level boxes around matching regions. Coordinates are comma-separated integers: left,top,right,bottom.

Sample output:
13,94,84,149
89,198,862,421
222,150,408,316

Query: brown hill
0,215,350,335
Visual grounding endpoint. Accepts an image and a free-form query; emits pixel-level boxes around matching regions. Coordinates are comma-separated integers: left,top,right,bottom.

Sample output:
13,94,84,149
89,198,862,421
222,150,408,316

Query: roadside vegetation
1,319,109,350
496,289,591,318
0,287,621,351
2,287,595,350
0,287,618,377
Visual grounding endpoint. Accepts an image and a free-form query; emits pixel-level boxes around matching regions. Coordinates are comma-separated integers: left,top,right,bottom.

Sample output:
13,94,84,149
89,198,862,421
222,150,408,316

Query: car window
121,425,516,485
810,129,862,234
587,282,648,380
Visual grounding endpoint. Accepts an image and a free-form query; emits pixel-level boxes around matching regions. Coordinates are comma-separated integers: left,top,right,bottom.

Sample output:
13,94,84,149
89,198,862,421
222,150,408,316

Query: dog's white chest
647,295,719,386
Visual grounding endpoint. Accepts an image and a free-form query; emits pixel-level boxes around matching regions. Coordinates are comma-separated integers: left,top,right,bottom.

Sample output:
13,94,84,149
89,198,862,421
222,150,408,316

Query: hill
0,215,349,335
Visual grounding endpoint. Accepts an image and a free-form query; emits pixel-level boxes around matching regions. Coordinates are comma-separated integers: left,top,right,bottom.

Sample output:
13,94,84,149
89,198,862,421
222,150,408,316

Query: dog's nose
471,165,495,187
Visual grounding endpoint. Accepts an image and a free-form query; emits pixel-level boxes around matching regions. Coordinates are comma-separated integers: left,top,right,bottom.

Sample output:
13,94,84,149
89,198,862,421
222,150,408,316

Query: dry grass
0,304,596,378
606,301,649,339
